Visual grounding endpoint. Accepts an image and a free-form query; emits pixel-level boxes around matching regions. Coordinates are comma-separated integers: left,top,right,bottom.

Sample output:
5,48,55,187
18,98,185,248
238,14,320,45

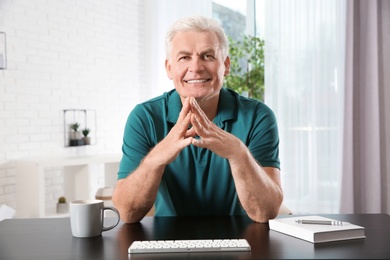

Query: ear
223,56,230,76
165,59,173,80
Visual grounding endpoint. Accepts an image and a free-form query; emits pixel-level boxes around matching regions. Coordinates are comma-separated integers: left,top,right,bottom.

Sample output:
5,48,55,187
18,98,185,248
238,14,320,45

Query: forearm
112,151,165,223
114,99,195,223
229,142,283,223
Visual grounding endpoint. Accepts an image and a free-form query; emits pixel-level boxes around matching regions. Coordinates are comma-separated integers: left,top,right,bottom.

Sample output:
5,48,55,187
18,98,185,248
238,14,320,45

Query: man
112,16,283,223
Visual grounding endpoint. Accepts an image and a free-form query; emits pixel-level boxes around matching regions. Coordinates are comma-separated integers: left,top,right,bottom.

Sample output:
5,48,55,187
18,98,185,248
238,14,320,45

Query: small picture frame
0,32,6,69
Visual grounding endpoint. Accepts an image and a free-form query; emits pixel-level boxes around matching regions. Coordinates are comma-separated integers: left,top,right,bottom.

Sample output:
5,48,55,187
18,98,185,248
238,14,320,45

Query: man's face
165,31,230,103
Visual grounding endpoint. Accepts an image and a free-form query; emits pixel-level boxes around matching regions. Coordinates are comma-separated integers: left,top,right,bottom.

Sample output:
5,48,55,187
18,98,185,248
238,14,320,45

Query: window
214,0,346,214
213,1,266,100
213,0,265,40
264,0,346,213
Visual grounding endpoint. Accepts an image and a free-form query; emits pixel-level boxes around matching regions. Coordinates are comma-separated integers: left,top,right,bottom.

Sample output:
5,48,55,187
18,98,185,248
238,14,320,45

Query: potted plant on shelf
82,128,91,145
56,196,68,214
69,122,83,146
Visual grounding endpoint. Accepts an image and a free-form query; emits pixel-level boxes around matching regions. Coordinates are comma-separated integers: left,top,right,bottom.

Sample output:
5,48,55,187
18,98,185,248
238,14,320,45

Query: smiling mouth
184,79,210,83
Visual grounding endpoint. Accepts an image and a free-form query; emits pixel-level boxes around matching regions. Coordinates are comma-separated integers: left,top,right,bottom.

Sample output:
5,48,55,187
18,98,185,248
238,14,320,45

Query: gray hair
165,16,229,61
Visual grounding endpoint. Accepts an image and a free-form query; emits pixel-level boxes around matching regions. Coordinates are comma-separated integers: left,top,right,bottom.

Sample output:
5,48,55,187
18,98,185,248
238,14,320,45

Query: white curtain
264,0,347,213
340,0,390,214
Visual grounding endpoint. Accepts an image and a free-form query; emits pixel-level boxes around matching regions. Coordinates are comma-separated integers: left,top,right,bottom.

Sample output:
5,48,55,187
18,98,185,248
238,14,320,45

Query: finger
190,98,211,130
178,111,192,133
178,97,191,122
190,98,208,120
191,114,204,135
178,135,194,149
192,136,206,147
190,115,212,148
175,98,193,134
185,126,197,138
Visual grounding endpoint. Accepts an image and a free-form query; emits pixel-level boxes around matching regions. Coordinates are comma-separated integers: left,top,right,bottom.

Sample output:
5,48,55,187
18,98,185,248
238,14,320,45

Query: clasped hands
157,97,241,166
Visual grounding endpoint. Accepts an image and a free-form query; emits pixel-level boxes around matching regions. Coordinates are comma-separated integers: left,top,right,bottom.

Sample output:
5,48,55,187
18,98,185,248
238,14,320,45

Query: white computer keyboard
128,239,251,254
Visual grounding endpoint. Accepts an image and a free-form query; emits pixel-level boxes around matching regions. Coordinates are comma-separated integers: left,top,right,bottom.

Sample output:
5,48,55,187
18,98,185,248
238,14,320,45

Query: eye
178,56,190,61
203,54,215,60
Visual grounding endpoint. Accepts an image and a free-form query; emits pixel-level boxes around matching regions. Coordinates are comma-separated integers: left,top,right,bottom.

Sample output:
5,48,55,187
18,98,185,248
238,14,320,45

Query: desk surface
0,214,389,259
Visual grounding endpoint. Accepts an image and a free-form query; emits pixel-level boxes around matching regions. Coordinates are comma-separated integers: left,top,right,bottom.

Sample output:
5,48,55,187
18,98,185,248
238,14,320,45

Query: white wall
0,0,146,212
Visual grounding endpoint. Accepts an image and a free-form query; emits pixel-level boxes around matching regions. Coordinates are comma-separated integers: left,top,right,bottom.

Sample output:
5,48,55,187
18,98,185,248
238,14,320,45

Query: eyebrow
175,48,217,58
176,50,192,57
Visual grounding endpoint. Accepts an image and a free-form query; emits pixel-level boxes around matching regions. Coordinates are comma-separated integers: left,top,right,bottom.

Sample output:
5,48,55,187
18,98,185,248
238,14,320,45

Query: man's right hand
148,97,195,167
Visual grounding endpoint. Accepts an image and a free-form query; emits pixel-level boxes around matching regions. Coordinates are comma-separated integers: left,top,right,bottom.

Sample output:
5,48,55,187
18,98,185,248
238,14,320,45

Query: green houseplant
69,122,82,146
58,196,66,203
225,35,265,101
56,196,68,214
70,122,80,133
82,128,91,145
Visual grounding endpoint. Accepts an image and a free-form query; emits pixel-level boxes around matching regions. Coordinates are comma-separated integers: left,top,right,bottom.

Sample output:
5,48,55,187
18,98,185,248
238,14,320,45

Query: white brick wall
0,0,147,213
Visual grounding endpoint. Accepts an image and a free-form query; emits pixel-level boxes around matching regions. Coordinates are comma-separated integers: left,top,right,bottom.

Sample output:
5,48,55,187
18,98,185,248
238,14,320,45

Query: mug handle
102,206,120,232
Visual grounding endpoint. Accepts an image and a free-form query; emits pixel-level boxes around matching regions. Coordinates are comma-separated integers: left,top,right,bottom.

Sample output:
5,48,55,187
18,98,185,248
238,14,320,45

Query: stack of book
269,215,365,243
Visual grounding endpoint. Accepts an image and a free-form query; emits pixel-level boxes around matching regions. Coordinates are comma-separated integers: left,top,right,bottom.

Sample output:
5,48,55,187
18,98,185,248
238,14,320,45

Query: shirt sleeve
248,102,280,169
117,104,155,179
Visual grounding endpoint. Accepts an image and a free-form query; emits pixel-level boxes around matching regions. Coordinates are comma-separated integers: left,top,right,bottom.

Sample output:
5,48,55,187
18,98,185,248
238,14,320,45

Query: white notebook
269,215,365,243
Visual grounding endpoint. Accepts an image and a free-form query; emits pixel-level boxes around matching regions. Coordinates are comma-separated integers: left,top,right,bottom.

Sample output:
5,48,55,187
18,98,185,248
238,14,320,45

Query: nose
188,57,204,72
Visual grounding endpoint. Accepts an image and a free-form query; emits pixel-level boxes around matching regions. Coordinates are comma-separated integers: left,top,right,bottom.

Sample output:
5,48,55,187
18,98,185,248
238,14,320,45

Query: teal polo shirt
118,87,280,217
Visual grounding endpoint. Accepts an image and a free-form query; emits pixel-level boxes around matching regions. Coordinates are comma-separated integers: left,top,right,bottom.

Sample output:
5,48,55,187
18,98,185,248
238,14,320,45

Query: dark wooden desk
0,214,389,259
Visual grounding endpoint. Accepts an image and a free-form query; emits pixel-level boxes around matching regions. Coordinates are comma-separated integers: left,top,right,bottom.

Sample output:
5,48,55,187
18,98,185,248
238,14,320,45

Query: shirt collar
167,88,236,126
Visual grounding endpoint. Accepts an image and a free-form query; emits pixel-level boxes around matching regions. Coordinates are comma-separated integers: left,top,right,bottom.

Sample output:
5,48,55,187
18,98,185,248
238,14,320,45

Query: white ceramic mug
70,199,120,238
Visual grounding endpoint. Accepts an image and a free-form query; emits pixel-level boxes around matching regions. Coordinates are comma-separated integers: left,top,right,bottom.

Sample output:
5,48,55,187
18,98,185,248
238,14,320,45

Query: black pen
295,219,347,225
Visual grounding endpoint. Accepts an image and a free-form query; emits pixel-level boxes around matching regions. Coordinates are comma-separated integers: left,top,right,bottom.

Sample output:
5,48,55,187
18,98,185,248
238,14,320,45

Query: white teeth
186,79,208,83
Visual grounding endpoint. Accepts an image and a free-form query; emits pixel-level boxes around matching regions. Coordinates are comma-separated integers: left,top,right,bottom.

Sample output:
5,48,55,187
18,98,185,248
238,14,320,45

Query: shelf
15,154,121,218
63,109,96,147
